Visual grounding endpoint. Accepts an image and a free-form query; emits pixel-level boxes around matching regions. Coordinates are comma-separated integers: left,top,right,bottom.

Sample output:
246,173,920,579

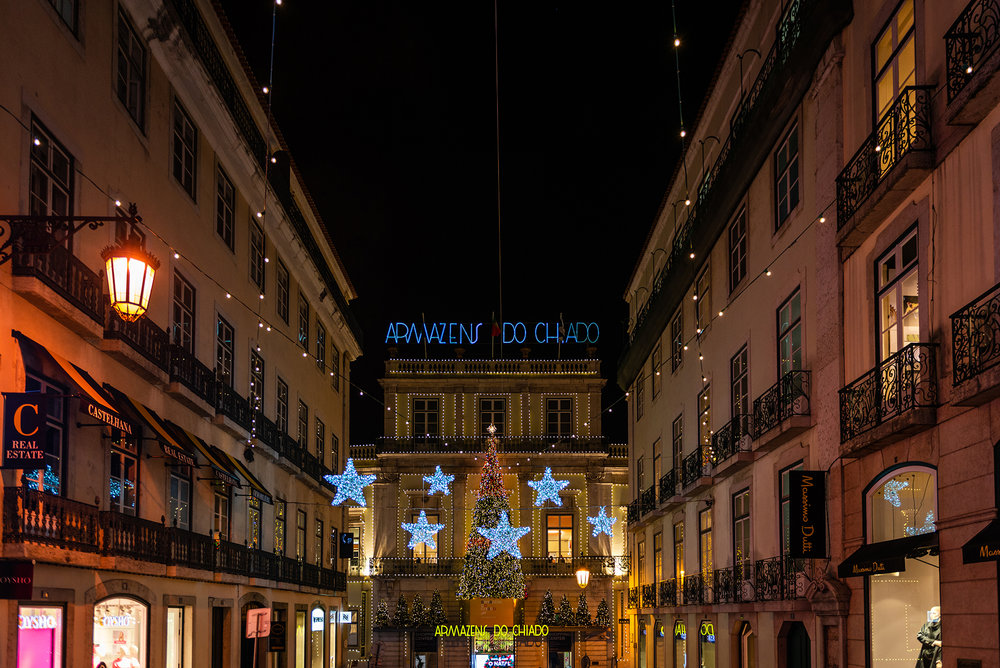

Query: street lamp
576,567,590,589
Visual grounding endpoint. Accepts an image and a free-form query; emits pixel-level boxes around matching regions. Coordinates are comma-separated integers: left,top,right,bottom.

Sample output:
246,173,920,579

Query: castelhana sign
385,320,600,346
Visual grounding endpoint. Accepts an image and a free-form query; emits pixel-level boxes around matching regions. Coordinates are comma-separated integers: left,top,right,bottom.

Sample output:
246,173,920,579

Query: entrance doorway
548,631,573,668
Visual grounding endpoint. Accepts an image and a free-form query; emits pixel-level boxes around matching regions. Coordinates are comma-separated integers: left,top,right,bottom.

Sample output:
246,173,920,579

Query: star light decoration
882,479,910,507
528,467,570,507
402,510,446,550
477,511,531,560
587,505,618,537
324,458,376,506
904,510,936,537
423,465,455,496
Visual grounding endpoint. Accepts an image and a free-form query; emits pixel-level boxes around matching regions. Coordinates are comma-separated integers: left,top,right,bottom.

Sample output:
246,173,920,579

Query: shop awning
164,421,241,488
212,447,273,504
962,519,1000,563
838,531,938,578
104,386,198,468
12,330,135,435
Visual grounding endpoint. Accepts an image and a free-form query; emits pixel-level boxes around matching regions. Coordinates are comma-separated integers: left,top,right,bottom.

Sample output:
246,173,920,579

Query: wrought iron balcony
215,383,253,433
658,578,677,607
168,344,215,403
681,447,711,488
627,587,638,609
713,564,755,604
836,86,933,231
658,469,678,504
839,343,938,443
626,500,639,525
641,583,657,607
952,281,1000,386
104,299,170,371
946,0,1000,102
753,370,811,437
711,414,753,466
754,556,808,601
301,451,322,483
522,555,628,577
640,485,657,515
682,574,705,605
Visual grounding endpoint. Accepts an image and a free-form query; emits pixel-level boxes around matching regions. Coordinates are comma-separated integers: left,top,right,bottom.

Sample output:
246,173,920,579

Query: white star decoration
882,479,910,508
528,467,570,506
423,465,455,496
477,511,531,560
587,505,618,537
402,510,445,549
904,510,936,537
324,458,376,506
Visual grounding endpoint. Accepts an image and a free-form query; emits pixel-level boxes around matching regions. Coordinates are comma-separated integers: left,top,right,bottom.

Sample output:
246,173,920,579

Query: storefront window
328,609,337,668
673,620,687,668
166,606,186,668
93,597,148,668
18,605,63,668
698,620,716,668
295,610,306,668
311,606,324,668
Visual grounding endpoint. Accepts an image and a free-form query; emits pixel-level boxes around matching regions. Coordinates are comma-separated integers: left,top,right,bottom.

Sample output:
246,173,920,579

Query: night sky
218,1,742,442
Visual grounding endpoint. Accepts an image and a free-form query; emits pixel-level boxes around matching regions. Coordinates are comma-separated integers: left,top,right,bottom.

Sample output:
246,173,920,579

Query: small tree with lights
391,593,410,628
536,589,557,625
410,594,427,627
374,599,390,629
576,594,591,626
595,598,612,628
429,590,448,625
556,594,574,626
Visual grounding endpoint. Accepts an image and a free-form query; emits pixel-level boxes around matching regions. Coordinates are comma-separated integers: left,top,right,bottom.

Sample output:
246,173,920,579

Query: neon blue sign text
385,321,599,346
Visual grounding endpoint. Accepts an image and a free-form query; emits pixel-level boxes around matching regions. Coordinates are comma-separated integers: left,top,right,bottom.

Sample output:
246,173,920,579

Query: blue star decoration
477,511,531,560
528,467,570,507
402,510,446,550
324,458,376,506
587,506,618,537
882,479,910,507
423,465,455,496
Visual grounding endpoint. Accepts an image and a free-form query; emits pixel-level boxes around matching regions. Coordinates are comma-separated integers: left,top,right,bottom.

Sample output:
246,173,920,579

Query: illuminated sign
700,621,716,643
385,321,600,345
18,605,63,668
311,608,324,632
339,611,353,624
18,615,57,629
789,470,828,558
2,393,47,469
674,620,686,640
99,615,135,627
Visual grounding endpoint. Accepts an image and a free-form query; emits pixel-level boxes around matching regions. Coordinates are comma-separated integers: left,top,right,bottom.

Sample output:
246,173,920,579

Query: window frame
29,117,74,218
315,418,325,460
673,520,684,581
872,0,916,122
274,499,286,555
171,272,196,353
276,259,290,324
875,226,920,361
651,344,662,397
653,531,663,582
314,518,324,566
171,97,198,200
213,489,231,541
276,376,289,434
733,488,752,581
695,265,711,334
774,123,800,228
215,315,235,388
671,415,683,473
22,371,66,495
116,7,147,130
215,166,235,250
47,0,78,33
670,307,684,372
635,377,645,421
249,349,264,407
728,207,747,291
545,398,573,437
168,469,191,531
295,509,307,561
297,400,309,450
779,461,804,556
249,218,265,292
730,344,749,418
778,288,803,376
330,343,341,390
298,291,309,349
699,508,712,580
413,398,440,438
697,385,711,452
247,496,262,550
479,397,506,437
316,323,326,372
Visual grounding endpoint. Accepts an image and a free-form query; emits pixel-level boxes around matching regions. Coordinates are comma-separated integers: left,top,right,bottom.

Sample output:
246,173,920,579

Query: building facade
0,1,362,667
347,352,628,667
621,0,1000,667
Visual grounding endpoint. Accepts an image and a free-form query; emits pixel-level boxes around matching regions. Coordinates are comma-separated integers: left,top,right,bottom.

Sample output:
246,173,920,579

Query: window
480,398,506,436
109,444,138,515
216,167,235,250
653,442,662,488
729,208,747,290
315,419,325,460
274,499,286,554
874,0,915,121
249,220,265,291
635,377,645,420
94,598,147,668
169,471,191,530
350,525,362,568
733,489,751,582
171,273,196,353
330,344,341,390
23,372,65,495
699,509,712,581
547,514,573,558
673,521,685,582
413,512,440,560
638,539,646,586
651,344,662,397
296,509,307,560
546,398,572,436
166,606,185,668
779,462,804,556
29,118,73,217
695,266,711,333
774,125,799,227
697,386,711,451
213,491,230,541
248,497,261,549
413,398,439,438
316,324,326,372
637,455,645,491
276,260,290,323
347,610,359,648
297,401,309,449
876,227,919,360
215,316,234,387
298,291,309,349
331,434,340,470
276,377,288,434
314,519,324,566
249,350,264,408
778,289,802,375
653,532,663,582
671,415,683,472
172,99,197,198
47,0,77,32
731,345,749,418
116,9,147,128
670,307,684,371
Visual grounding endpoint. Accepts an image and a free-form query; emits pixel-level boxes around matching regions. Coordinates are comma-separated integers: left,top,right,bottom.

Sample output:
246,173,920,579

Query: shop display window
18,605,63,668
93,597,147,668
699,620,716,668
674,619,687,668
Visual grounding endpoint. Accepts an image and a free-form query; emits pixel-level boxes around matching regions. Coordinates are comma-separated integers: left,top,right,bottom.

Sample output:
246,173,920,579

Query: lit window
546,514,573,558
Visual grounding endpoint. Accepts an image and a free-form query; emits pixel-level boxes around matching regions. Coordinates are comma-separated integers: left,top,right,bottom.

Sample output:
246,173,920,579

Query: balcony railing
371,435,610,455
658,579,677,607
3,485,100,552
385,358,602,376
627,587,638,609
681,574,704,605
681,447,710,488
301,451,323,484
104,301,170,370
711,414,753,466
839,343,938,442
368,557,464,576
945,0,1000,101
642,583,657,607
952,281,1000,385
753,370,811,436
101,511,171,562
626,500,639,525
169,525,215,570
168,344,215,403
522,555,628,577
640,485,656,515
712,558,811,604
658,469,678,503
836,86,934,227
713,565,754,604
9,221,105,324
215,383,253,432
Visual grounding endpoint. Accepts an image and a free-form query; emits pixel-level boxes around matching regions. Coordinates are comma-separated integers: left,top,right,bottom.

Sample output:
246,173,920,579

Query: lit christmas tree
556,594,574,626
374,600,390,629
536,589,557,625
456,426,527,599
595,598,612,628
429,590,449,625
391,593,410,628
576,594,591,626
411,594,427,627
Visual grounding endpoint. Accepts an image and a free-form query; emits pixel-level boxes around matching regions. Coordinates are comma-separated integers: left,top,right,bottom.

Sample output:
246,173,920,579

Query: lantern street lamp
576,567,590,589
0,203,158,322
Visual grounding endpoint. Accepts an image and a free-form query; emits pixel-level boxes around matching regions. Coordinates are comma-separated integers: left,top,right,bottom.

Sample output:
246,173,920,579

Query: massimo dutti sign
789,470,827,558
2,393,47,469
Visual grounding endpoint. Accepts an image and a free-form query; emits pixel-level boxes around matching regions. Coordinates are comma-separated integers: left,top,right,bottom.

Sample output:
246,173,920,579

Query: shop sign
85,402,133,435
699,621,716,643
789,470,828,558
673,620,686,640
311,608,324,632
385,320,600,345
268,620,287,652
2,393,47,469
0,560,34,599
17,605,63,668
339,531,354,559
338,611,352,624
247,608,271,638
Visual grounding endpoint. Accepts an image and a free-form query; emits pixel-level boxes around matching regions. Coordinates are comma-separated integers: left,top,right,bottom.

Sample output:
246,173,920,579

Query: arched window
867,466,937,541
92,596,148,668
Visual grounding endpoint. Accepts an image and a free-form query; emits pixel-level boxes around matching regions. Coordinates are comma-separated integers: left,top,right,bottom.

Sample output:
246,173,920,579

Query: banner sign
339,531,354,559
2,393,47,469
789,470,828,558
0,560,34,599
385,320,599,346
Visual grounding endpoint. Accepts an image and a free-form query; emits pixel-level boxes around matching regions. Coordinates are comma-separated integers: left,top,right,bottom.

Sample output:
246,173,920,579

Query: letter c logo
13,403,39,436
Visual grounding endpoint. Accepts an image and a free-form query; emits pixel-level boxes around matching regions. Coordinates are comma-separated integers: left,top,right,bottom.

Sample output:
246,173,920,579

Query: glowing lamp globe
102,237,159,322
576,567,590,589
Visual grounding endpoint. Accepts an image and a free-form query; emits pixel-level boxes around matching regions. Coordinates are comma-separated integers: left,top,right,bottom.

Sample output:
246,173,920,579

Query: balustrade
952,282,1000,385
752,370,810,436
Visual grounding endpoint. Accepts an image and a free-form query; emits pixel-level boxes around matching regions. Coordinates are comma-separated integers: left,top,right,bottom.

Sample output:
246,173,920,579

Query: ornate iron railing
682,574,704,605
658,469,678,503
753,370,810,436
711,414,753,466
301,451,322,483
3,485,100,552
522,555,628,577
369,557,463,576
215,383,253,432
642,583,658,607
681,447,710,488
626,500,639,525
836,86,934,227
755,556,807,601
713,564,755,603
627,587,639,609
640,485,656,515
839,343,938,442
952,281,1000,384
658,578,677,607
945,0,1000,101
168,344,215,402
104,302,169,370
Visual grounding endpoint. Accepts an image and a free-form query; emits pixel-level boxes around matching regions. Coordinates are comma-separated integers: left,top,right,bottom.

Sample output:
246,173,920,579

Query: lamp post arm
0,204,142,265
